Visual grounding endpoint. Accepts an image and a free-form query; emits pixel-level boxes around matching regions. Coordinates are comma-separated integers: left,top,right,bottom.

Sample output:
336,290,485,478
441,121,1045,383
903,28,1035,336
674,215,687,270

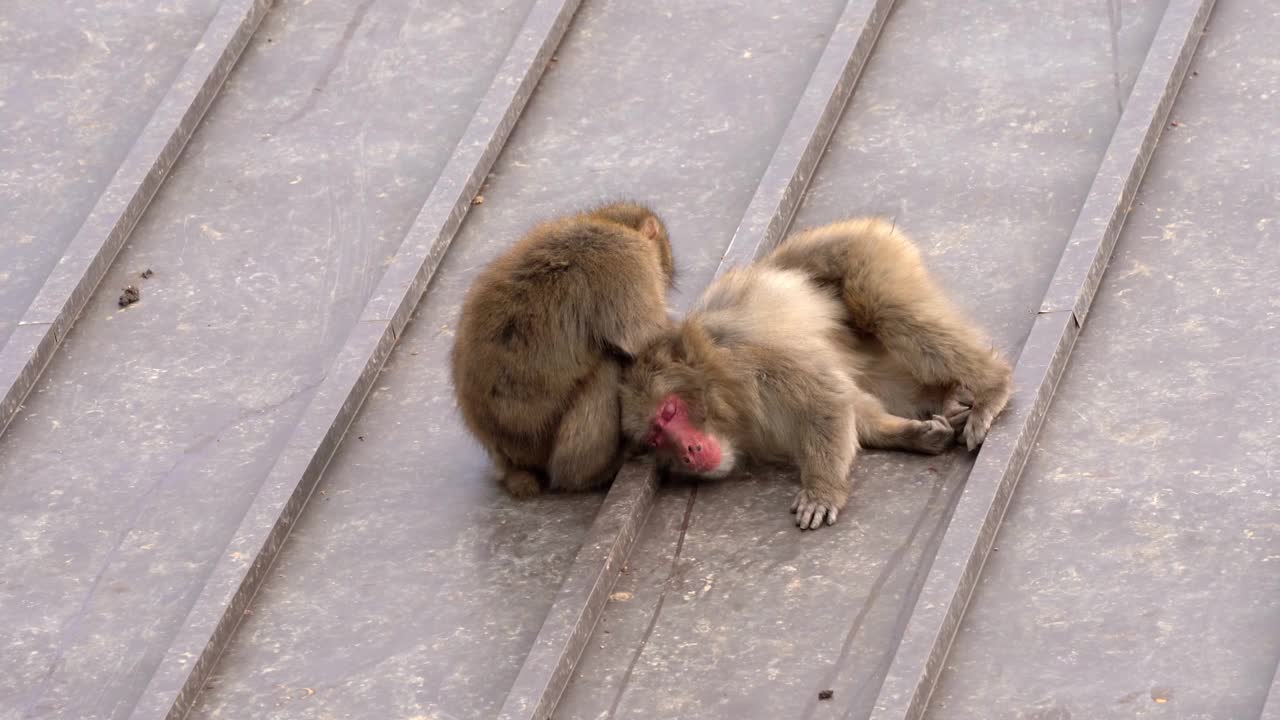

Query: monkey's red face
619,325,737,478
644,394,724,474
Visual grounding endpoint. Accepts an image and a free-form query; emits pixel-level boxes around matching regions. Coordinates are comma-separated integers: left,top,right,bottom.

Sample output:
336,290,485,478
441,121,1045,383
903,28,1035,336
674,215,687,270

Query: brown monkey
450,201,676,498
619,217,1011,529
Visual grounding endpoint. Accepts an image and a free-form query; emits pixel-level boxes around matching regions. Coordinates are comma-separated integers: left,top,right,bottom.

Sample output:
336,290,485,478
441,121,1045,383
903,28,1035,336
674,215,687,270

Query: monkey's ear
639,215,663,241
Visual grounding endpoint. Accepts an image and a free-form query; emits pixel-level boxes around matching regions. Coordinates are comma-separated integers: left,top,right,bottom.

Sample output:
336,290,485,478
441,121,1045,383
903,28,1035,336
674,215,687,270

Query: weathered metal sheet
0,0,262,436
925,0,1280,715
869,3,1214,718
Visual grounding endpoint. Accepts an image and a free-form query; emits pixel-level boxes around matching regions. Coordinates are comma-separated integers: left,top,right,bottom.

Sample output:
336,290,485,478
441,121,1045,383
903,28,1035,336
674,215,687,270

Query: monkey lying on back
450,202,675,498
619,218,1012,529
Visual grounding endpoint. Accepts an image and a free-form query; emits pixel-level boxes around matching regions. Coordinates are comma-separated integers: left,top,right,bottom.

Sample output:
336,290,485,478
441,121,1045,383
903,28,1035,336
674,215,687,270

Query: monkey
618,217,1012,530
449,201,676,499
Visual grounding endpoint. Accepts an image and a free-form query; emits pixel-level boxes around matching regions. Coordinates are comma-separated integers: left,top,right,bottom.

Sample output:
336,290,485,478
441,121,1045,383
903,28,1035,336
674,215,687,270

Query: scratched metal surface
0,0,222,351
554,1,1170,718
0,1,538,716
925,1,1280,717
184,1,860,717
6,0,1274,718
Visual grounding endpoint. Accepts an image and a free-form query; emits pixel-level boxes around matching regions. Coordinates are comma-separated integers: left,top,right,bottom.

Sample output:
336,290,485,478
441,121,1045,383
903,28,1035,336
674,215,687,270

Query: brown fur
450,202,676,497
620,217,1012,529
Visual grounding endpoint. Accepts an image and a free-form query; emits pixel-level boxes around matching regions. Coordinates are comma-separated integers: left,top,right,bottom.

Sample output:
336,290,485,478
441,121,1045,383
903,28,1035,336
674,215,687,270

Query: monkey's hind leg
548,362,625,492
834,219,1011,450
851,385,956,455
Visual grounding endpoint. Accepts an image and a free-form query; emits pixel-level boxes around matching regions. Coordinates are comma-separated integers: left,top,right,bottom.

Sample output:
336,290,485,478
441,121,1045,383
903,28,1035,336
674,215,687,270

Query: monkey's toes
945,407,971,433
501,470,543,499
791,490,840,530
961,407,997,451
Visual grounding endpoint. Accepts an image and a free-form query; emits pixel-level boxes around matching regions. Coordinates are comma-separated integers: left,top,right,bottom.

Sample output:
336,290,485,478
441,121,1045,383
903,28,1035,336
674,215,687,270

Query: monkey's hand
790,489,842,530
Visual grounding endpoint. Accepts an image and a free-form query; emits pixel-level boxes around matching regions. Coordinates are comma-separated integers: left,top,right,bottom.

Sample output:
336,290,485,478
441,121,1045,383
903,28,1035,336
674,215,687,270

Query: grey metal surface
0,0,249,435
1040,0,1216,323
0,1,543,717
132,1,581,717
1265,667,1280,720
717,0,895,270
0,0,219,346
870,2,1213,718
555,1,1172,718
4,0,1272,718
497,463,658,720
186,2,861,718
925,0,1280,717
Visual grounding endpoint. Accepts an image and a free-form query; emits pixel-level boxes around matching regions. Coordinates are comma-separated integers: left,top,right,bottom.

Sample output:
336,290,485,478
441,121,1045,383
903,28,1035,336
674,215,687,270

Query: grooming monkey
450,202,676,498
619,218,1012,529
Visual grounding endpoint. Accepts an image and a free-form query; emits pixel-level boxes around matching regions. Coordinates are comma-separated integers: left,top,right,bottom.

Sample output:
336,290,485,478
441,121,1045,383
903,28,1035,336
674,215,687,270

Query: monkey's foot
501,470,543,499
790,489,843,530
961,403,1000,451
945,406,971,433
912,415,958,454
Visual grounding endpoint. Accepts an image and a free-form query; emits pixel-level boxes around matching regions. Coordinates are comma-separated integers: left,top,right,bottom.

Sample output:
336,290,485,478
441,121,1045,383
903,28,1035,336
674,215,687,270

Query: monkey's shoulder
695,266,844,350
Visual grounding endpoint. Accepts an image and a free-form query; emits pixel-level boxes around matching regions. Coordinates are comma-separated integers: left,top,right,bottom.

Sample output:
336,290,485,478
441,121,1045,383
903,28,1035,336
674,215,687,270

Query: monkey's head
619,322,737,478
585,201,676,290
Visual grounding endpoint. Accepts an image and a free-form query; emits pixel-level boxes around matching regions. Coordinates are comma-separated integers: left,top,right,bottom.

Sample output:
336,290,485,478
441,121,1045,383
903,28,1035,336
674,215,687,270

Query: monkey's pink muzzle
647,396,722,473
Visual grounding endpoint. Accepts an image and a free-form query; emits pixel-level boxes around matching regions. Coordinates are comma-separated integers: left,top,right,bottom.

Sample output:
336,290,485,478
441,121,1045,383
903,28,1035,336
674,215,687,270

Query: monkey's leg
790,409,857,530
548,363,624,492
851,385,956,455
837,222,1012,450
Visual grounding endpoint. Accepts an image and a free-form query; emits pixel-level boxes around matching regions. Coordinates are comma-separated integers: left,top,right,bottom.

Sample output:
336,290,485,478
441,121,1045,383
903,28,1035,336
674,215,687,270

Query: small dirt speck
1170,121,1180,128
118,286,140,307
818,690,834,701
472,195,485,205
140,268,154,279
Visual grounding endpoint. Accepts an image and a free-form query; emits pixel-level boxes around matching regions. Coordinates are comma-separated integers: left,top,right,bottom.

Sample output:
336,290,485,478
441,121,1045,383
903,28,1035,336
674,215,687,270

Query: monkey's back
691,265,860,459
450,217,665,468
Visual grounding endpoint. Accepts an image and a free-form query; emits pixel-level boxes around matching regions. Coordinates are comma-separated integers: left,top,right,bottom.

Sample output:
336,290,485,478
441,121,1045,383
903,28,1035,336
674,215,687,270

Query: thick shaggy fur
451,202,676,498
620,217,1011,529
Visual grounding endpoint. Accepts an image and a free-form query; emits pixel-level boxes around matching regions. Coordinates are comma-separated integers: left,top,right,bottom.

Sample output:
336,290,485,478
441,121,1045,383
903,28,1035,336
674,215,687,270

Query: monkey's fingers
945,407,971,433
792,490,839,530
915,415,958,454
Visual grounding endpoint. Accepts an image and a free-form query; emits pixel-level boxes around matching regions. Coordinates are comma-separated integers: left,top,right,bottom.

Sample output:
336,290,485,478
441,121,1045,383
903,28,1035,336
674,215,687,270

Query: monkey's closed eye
602,340,636,366
658,398,679,423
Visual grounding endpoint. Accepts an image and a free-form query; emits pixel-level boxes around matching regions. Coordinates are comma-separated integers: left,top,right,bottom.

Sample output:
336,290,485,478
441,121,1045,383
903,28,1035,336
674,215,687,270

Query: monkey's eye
658,398,678,423
645,425,664,448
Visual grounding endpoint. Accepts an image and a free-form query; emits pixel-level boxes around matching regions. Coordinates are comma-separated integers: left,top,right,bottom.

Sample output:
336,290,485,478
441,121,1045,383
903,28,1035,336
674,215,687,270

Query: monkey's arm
547,361,625,491
789,400,857,530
